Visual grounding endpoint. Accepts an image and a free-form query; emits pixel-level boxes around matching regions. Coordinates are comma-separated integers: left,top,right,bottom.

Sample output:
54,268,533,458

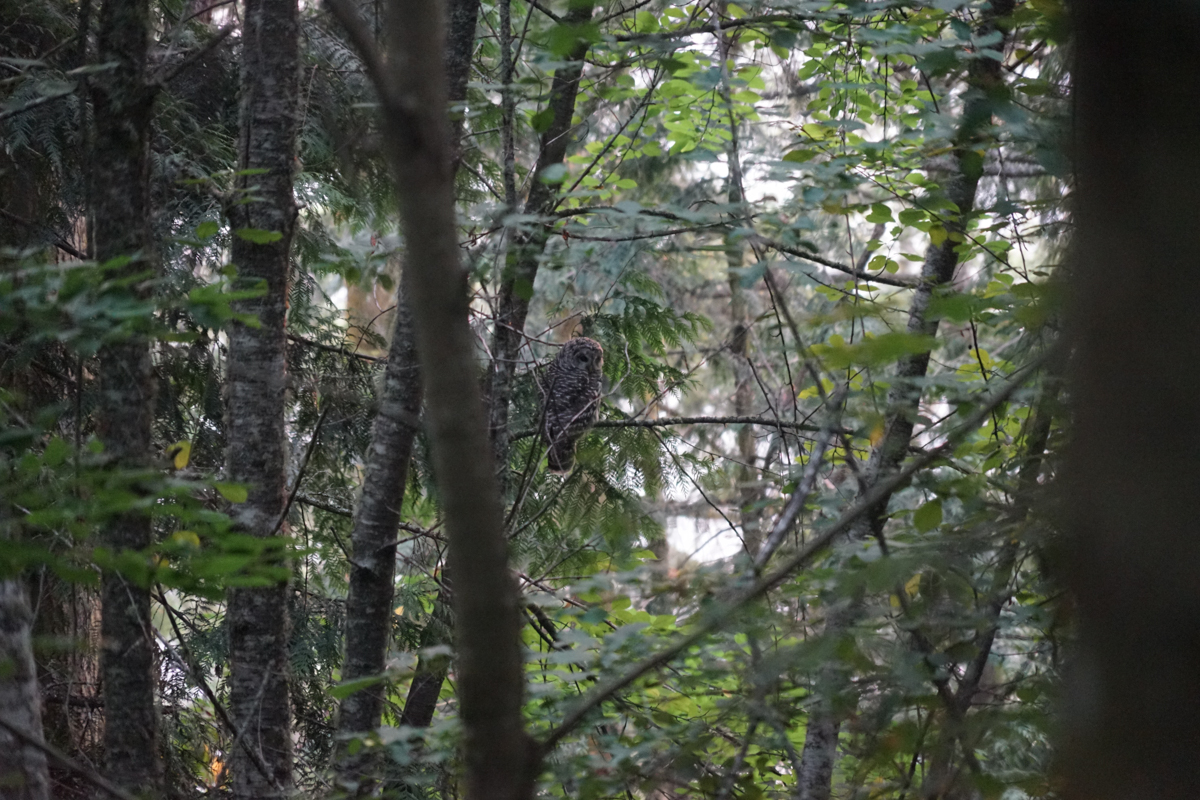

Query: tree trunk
794,4,1013,797
1064,4,1200,799
339,0,537,795
0,580,49,800
487,0,595,474
337,0,481,745
335,294,422,783
224,0,300,795
397,1,595,728
88,0,162,792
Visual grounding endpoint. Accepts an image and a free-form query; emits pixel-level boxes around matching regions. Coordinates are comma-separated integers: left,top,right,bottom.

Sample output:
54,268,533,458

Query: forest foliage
0,0,1072,797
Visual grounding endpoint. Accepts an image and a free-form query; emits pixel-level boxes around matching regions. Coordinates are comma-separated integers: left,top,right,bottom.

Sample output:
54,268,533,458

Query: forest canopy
2,0,1180,799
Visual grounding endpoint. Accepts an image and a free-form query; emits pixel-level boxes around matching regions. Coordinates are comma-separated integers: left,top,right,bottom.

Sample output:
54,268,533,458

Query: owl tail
546,441,575,472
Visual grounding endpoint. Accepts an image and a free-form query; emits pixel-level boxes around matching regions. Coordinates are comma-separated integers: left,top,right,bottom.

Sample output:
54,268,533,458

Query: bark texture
794,5,1013,798
362,0,536,795
400,0,595,725
0,580,50,800
334,0,481,743
224,0,300,795
1065,4,1200,799
335,295,422,761
88,0,162,792
487,0,595,472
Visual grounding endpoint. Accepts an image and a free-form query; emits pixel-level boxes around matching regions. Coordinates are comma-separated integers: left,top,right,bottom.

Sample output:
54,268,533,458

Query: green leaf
781,149,815,163
913,499,943,532
196,221,219,239
330,674,385,700
42,437,70,468
530,108,555,133
234,228,283,244
215,483,248,503
865,203,893,223
537,164,568,184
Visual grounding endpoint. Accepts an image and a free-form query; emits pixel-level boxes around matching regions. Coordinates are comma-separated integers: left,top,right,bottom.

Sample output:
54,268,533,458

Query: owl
540,337,604,472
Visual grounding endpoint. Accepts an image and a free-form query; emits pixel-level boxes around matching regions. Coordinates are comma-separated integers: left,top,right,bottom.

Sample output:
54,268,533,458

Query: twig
153,23,236,87
288,333,385,363
752,415,837,571
612,13,808,42
273,404,331,535
537,351,1050,753
0,85,74,122
154,589,281,788
0,715,138,800
755,235,917,288
510,415,831,442
0,208,86,259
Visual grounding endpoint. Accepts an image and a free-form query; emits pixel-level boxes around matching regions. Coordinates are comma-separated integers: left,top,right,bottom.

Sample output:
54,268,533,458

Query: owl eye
577,353,588,363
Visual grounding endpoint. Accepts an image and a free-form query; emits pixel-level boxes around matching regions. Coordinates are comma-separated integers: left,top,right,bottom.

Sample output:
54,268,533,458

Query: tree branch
537,351,1049,754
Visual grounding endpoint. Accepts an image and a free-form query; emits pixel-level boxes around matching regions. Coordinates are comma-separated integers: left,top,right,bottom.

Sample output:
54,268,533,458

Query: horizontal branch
510,414,830,442
287,333,385,363
295,492,440,540
612,13,807,43
756,235,918,288
0,714,138,800
0,208,86,259
537,349,1050,753
564,222,729,242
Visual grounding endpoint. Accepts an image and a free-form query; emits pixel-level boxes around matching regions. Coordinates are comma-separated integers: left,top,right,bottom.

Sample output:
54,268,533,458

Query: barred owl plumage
541,337,604,472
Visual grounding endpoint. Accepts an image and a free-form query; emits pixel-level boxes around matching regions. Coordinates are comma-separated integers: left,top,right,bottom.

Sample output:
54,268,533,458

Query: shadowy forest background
1,0,1196,798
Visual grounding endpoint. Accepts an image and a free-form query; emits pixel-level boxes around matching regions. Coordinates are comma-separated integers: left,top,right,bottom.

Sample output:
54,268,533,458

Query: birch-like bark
89,0,162,792
1065,4,1200,800
224,0,300,795
0,580,49,800
794,5,1013,798
326,0,536,796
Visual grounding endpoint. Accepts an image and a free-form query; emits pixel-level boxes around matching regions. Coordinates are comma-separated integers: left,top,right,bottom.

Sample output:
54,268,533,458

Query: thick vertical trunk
88,0,162,792
793,5,1013,798
224,0,299,795
1064,4,1200,800
0,580,49,800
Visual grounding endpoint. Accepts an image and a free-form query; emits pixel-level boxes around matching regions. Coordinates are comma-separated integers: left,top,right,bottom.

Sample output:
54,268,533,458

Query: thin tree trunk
334,294,422,781
327,0,534,793
0,580,50,800
335,0,480,743
88,0,162,791
224,0,300,795
326,0,537,794
794,5,1013,798
1064,4,1200,800
397,0,595,732
487,0,595,473
718,25,762,557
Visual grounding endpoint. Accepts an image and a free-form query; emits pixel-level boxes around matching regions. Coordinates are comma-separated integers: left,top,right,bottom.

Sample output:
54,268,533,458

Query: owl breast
540,337,604,472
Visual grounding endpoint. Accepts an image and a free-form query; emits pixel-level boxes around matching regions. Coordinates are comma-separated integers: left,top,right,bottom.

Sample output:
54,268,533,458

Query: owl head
560,336,604,376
